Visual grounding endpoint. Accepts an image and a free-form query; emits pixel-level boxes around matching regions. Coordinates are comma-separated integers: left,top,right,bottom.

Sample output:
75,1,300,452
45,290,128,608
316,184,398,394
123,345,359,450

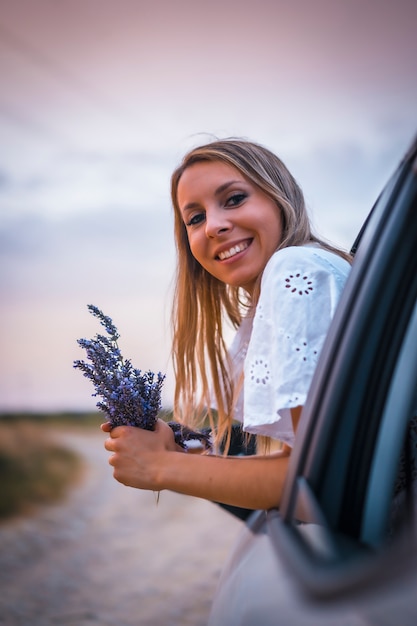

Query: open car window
267,135,417,596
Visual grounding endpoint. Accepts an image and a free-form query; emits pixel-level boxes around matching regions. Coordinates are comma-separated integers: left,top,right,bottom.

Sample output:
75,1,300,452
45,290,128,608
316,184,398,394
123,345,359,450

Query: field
0,412,98,520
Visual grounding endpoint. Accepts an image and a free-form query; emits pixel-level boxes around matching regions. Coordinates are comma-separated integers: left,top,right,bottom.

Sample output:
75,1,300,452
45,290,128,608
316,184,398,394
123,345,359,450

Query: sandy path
0,430,241,626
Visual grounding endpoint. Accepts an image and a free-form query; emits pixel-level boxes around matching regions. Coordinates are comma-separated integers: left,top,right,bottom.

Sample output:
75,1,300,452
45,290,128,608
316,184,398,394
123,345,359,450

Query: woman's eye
186,212,205,227
226,193,247,207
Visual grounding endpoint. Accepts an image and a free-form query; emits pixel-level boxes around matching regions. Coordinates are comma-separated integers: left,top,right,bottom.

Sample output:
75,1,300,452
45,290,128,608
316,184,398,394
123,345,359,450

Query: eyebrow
181,180,244,214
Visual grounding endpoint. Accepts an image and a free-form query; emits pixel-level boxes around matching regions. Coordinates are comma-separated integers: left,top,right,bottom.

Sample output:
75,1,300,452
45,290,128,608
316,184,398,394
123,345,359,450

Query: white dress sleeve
242,245,350,446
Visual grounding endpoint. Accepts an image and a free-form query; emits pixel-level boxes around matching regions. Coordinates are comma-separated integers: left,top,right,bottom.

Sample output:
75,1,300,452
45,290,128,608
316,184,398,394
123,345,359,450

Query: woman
102,138,351,512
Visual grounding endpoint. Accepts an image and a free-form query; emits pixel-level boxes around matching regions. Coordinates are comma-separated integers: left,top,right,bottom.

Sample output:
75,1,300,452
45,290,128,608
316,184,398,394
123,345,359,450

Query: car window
361,297,417,547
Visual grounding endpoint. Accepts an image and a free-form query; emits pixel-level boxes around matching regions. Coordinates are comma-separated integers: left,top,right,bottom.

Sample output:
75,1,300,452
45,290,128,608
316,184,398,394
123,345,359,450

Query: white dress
229,244,351,447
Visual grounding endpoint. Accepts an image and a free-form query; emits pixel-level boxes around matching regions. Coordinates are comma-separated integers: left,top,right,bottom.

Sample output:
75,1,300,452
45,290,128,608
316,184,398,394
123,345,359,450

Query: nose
205,207,231,238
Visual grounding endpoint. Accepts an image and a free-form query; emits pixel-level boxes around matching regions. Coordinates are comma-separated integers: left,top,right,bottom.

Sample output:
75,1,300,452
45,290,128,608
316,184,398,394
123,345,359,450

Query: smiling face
176,160,283,295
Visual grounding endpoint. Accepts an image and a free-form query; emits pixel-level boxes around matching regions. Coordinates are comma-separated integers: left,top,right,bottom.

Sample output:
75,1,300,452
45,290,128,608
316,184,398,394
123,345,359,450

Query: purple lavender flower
74,305,212,451
74,305,164,430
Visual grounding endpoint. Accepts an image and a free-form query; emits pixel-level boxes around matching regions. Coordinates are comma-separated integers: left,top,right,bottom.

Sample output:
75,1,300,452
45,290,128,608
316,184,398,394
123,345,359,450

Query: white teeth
218,241,249,260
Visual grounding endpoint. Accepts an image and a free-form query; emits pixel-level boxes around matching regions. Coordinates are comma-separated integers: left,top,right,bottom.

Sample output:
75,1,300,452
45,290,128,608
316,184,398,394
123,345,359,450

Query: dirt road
0,430,241,626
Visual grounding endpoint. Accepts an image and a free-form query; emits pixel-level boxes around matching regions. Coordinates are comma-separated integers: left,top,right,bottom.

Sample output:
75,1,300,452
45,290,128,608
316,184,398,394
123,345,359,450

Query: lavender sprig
74,305,164,430
74,305,212,451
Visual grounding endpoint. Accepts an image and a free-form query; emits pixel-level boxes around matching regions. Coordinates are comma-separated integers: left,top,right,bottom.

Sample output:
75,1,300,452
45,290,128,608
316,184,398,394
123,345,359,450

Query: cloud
0,146,177,218
0,207,177,411
281,129,416,249
0,168,12,189
0,206,176,297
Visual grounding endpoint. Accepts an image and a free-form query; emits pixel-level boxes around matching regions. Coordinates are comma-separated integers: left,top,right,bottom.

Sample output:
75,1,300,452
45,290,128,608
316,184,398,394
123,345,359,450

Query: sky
0,0,416,412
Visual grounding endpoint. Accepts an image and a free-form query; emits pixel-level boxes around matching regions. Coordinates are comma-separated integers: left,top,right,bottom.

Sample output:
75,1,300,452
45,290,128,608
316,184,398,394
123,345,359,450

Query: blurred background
1,0,416,413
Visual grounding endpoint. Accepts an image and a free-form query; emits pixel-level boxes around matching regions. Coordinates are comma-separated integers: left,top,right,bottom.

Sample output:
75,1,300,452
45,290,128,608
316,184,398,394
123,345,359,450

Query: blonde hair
170,138,350,450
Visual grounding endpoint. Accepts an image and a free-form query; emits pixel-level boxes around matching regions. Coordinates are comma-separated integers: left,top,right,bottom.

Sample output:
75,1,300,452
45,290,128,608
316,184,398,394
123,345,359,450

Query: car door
267,133,417,606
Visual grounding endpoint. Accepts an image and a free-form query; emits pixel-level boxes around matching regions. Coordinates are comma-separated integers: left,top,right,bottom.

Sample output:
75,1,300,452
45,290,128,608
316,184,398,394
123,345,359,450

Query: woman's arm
103,415,297,511
160,446,291,510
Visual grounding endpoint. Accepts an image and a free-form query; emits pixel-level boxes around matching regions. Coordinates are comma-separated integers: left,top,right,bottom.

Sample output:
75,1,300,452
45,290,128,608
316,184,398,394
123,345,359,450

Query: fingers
103,426,134,457
104,436,114,452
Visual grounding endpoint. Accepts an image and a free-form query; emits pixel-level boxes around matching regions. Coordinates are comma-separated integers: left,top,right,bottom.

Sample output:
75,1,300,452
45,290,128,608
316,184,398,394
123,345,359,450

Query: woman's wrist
152,448,186,492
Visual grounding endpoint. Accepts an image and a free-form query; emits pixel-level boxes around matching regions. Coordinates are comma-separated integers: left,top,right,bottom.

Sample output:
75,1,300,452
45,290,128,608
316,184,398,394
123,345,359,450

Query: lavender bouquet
74,305,211,451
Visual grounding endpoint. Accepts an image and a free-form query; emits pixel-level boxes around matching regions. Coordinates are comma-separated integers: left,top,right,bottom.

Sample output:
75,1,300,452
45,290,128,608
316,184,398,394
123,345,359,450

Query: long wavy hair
170,138,351,450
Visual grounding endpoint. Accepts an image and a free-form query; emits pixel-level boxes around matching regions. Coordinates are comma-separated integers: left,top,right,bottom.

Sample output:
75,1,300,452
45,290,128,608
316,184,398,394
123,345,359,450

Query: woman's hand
101,419,182,491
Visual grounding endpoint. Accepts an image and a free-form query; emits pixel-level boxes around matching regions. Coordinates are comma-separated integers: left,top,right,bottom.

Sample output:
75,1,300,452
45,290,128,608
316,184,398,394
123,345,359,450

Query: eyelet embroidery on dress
295,341,318,362
284,273,314,295
256,303,265,320
277,327,291,340
278,395,300,411
249,359,270,385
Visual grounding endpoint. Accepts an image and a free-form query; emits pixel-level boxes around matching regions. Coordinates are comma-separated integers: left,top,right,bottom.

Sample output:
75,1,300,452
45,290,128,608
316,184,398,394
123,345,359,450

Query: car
208,133,417,625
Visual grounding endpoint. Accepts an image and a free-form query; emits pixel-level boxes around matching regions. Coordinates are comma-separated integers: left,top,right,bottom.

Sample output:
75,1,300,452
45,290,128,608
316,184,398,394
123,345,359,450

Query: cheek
266,215,283,248
187,233,205,263
272,223,283,246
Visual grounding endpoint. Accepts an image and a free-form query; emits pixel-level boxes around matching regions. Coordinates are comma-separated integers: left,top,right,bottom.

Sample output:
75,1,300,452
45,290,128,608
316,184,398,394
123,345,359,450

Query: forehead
177,160,246,204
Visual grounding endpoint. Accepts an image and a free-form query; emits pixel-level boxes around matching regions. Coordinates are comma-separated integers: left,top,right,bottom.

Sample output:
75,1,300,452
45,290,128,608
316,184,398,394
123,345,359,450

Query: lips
216,239,251,261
